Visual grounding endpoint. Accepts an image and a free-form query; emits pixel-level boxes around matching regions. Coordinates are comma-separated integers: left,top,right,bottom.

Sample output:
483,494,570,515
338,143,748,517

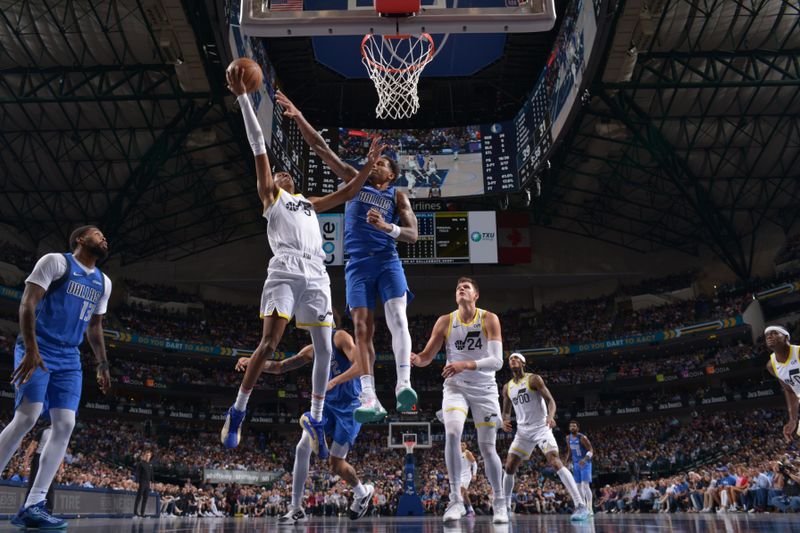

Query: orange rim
361,33,435,74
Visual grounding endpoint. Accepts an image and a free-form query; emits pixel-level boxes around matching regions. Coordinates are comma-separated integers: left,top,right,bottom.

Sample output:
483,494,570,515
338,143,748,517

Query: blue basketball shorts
345,252,413,310
573,461,592,484
323,402,362,448
14,342,82,415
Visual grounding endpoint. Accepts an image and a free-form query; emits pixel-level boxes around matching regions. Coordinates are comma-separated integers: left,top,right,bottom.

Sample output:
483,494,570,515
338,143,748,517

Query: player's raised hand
365,136,385,166
226,66,247,96
275,91,301,119
11,348,46,387
235,357,251,372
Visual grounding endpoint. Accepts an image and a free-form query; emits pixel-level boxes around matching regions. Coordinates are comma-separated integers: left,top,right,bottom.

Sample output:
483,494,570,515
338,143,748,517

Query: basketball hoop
403,439,417,454
361,32,435,119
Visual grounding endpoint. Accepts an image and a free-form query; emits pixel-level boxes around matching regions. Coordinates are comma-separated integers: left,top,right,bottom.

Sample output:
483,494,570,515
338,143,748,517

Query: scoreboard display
396,211,496,264
317,211,498,266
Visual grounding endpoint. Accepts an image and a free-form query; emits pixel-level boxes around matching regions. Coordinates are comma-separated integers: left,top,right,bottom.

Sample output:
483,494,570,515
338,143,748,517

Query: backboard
388,422,432,449
239,0,557,37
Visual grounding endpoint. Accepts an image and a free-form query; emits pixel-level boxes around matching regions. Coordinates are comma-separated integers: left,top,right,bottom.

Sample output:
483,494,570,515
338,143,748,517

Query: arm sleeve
474,340,503,372
94,275,112,315
25,253,67,291
237,94,266,156
471,460,478,477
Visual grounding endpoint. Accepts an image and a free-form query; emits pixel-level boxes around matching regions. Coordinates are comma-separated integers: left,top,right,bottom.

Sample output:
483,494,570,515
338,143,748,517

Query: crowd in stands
2,406,797,517
124,279,202,304
0,241,36,273
101,342,761,396
617,270,697,297
776,233,800,266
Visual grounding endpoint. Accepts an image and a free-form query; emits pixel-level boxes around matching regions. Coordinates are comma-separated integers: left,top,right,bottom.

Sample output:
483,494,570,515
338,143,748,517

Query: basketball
227,57,263,93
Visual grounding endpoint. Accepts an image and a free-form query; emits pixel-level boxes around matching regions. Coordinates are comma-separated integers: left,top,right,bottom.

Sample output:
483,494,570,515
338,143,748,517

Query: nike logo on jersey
73,272,83,277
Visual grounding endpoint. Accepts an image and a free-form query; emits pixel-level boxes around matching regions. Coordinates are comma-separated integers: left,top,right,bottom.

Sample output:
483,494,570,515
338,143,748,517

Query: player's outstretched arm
367,191,419,244
327,330,361,390
87,314,111,394
276,90,358,183
767,361,799,440
236,346,313,374
309,137,384,214
411,314,449,367
227,67,277,209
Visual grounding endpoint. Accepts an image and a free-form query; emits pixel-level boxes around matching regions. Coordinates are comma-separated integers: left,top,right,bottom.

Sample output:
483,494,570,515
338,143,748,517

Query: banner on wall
203,469,280,485
498,212,531,264
318,213,344,266
468,211,498,264
521,316,745,357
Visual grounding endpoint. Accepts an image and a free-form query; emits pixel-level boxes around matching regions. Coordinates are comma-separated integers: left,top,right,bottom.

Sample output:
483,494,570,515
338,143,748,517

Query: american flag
270,0,303,11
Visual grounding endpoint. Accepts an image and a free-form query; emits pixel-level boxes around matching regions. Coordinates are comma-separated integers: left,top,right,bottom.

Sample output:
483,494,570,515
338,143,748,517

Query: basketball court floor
0,514,798,532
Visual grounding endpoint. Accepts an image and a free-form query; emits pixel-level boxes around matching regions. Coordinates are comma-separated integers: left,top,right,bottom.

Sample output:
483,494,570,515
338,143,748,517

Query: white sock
292,433,312,508
478,440,504,501
557,466,585,507
581,483,593,510
360,375,376,399
353,483,368,498
503,472,515,507
25,409,75,508
308,327,332,419
384,295,412,388
0,400,42,475
444,417,464,503
234,387,251,411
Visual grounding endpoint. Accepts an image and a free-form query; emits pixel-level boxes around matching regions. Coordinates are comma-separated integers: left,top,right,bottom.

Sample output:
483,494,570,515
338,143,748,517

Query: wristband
387,224,401,239
585,451,593,459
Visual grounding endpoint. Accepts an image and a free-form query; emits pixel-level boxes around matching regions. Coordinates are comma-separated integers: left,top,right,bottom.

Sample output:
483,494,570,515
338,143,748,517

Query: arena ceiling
0,0,797,278
536,0,800,279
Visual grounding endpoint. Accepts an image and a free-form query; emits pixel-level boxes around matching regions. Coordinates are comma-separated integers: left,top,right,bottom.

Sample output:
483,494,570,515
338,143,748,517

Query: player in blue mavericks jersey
235,315,374,524
566,420,596,514
0,226,112,529
277,91,419,423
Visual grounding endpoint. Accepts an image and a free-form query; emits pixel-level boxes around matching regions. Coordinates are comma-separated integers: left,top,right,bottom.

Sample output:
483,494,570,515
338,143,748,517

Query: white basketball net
361,33,435,120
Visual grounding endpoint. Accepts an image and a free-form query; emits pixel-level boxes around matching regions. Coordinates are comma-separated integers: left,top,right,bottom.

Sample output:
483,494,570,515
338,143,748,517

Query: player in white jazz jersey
764,325,800,441
460,442,478,517
220,65,385,457
501,353,590,521
411,277,508,524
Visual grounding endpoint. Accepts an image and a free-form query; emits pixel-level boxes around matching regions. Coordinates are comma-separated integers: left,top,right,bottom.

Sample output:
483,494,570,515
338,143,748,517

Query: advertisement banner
318,213,344,266
203,469,280,485
0,483,157,516
467,211,498,264
521,315,744,357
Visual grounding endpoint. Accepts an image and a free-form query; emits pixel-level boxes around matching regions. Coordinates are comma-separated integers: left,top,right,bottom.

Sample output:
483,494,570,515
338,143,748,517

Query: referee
24,425,55,512
134,451,153,517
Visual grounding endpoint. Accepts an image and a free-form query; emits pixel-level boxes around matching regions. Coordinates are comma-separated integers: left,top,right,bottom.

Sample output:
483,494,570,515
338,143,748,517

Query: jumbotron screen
304,125,519,199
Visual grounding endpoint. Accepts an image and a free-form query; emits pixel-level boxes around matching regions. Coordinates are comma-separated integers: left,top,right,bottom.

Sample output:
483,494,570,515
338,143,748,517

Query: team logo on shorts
318,311,332,322
484,413,498,423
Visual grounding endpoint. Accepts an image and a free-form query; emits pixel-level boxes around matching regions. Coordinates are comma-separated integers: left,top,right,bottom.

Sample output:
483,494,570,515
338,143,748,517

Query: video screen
337,125,511,198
